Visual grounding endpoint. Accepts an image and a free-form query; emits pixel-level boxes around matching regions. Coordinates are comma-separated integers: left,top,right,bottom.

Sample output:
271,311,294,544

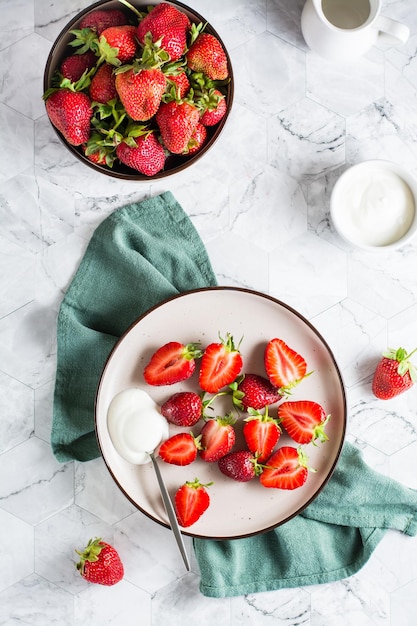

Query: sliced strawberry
264,338,309,394
144,341,202,386
218,450,262,482
278,400,330,445
232,373,282,410
199,333,243,393
158,432,201,466
243,407,281,462
260,446,311,490
161,391,203,427
174,478,212,527
199,414,236,462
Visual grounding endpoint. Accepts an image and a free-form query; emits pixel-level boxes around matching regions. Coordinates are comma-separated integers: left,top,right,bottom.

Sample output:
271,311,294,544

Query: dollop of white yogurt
107,388,169,465
333,167,415,247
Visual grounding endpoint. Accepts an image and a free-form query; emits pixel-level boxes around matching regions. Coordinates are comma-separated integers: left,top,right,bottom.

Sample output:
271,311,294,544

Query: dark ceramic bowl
43,0,234,180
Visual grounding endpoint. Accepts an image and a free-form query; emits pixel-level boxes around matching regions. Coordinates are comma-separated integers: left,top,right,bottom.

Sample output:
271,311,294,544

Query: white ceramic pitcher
301,0,409,62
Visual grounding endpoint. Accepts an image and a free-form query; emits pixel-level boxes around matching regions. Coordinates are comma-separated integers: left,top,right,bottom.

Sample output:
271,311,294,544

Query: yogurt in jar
331,161,416,248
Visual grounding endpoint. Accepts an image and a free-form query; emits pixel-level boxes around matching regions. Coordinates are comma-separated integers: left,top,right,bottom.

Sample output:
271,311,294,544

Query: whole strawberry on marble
75,538,124,586
372,347,417,399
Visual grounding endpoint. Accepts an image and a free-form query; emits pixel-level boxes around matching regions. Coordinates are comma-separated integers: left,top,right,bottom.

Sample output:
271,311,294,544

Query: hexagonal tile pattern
0,509,33,592
3,0,417,622
268,98,346,180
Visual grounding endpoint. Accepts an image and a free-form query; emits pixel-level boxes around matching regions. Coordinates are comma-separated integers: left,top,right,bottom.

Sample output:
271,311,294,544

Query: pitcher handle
376,15,410,45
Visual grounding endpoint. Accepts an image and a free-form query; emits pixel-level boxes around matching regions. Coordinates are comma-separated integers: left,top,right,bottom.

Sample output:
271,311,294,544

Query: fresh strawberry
184,122,207,155
158,432,201,466
137,3,191,62
99,25,138,64
82,143,112,166
60,50,97,83
161,391,203,427
372,347,417,399
200,89,227,126
199,333,243,393
243,407,281,462
199,414,236,462
115,67,166,121
218,450,262,482
79,9,128,36
174,478,212,527
155,100,200,154
264,338,309,394
233,373,282,410
116,133,166,176
186,32,229,81
89,63,117,103
165,70,190,99
260,446,311,490
278,400,330,445
75,538,123,586
45,88,92,146
144,341,202,386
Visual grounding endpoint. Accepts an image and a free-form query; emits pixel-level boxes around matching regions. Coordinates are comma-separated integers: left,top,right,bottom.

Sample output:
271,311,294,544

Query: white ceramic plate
95,287,346,539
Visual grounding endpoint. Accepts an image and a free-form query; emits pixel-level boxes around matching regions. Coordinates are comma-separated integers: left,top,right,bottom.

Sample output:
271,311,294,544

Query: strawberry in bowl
43,0,233,180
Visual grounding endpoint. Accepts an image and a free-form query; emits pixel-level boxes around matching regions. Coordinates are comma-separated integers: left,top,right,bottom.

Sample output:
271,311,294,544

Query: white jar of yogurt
330,160,417,251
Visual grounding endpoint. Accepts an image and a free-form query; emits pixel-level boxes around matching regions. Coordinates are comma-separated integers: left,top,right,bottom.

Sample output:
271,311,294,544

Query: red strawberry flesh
260,446,309,490
264,338,308,393
144,341,202,386
243,411,281,462
278,400,330,445
199,415,236,462
158,432,199,466
199,333,243,393
174,479,211,527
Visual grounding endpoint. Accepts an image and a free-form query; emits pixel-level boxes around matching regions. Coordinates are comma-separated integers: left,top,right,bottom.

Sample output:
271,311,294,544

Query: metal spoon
107,389,190,571
148,450,190,571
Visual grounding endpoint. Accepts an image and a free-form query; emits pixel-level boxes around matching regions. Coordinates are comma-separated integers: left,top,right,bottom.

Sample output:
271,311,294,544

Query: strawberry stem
75,537,104,574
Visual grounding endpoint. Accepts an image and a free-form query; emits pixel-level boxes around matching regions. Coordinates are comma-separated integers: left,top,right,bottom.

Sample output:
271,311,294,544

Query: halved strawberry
264,338,309,394
260,446,312,490
174,478,212,527
218,450,262,482
199,333,243,393
243,407,281,462
158,432,201,466
199,414,236,462
144,341,202,386
232,373,282,410
278,400,330,445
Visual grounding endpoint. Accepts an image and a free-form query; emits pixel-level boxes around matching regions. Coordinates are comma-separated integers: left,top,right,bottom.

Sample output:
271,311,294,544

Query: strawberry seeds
43,3,231,176
141,334,332,528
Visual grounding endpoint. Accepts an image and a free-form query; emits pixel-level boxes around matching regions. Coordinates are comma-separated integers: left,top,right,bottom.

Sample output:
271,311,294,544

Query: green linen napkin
194,441,417,597
51,191,217,463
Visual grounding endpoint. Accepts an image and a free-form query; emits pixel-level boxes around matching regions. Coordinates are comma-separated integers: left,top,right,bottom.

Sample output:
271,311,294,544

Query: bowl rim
330,158,417,251
43,0,234,181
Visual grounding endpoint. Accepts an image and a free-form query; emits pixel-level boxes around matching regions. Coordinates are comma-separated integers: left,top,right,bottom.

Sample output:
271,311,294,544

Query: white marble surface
1,0,417,623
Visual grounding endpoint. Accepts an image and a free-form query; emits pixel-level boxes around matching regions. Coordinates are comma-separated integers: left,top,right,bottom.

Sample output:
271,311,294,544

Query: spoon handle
149,452,191,571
